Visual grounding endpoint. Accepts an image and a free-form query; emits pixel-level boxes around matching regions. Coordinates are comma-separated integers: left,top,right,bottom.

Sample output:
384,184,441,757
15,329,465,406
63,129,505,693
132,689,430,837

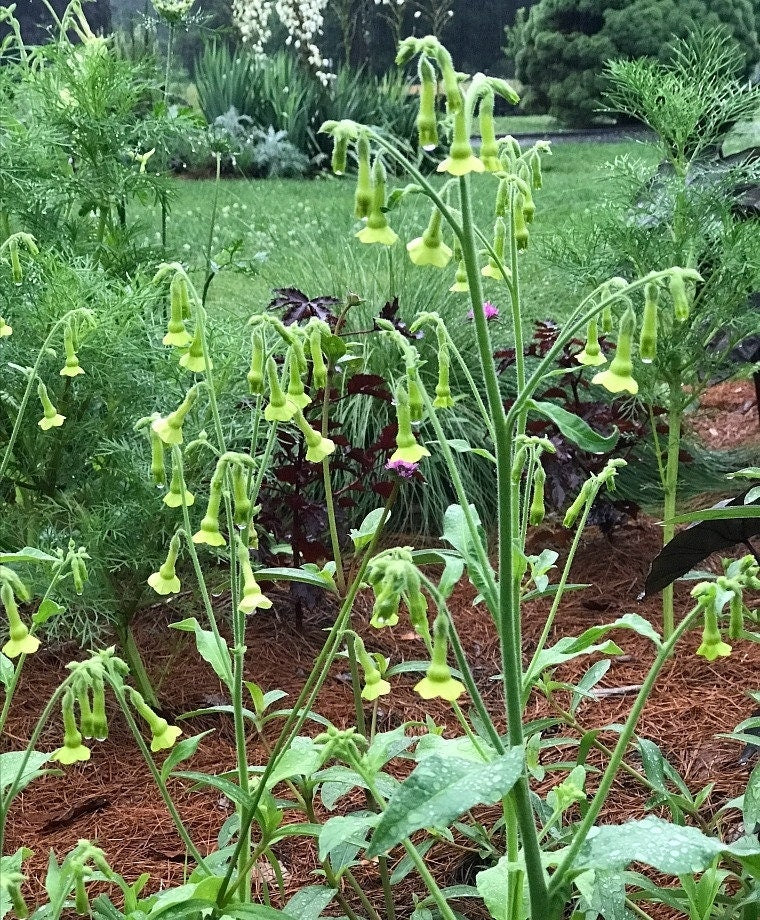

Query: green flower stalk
150,428,166,486
247,331,265,395
354,133,373,219
152,385,198,445
356,157,398,246
163,273,193,347
355,636,391,700
163,461,194,508
1,581,39,658
639,282,659,364
563,481,592,528
37,381,65,430
231,463,252,527
478,91,500,172
60,325,85,377
310,327,328,389
437,105,484,176
416,56,439,151
179,321,211,374
50,689,91,764
669,270,691,322
433,341,454,409
286,349,311,409
390,384,430,464
264,357,297,422
148,534,182,594
407,206,453,268
236,536,272,614
482,218,509,281
414,614,465,702
292,409,336,463
528,465,546,526
91,676,108,741
0,317,12,338
592,306,639,396
129,688,182,752
192,465,227,546
575,319,606,367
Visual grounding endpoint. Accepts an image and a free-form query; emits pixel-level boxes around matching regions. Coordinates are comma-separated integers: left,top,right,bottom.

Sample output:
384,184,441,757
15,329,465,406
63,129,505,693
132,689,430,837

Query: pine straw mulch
4,381,760,919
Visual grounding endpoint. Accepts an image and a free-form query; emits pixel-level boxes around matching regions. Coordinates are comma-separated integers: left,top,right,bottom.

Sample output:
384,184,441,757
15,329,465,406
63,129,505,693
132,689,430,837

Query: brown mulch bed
4,380,760,919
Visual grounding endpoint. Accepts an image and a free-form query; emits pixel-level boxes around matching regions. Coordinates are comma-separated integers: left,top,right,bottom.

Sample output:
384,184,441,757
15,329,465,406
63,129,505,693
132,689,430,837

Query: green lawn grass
158,140,658,335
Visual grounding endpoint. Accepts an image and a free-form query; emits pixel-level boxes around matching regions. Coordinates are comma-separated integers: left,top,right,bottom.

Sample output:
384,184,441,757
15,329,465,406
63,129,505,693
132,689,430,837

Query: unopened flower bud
482,218,509,281
247,332,265,395
478,91,500,172
150,428,166,486
669,270,691,322
416,56,439,151
407,365,424,421
433,343,453,409
639,282,659,364
310,328,328,389
231,463,252,527
354,133,373,219
529,465,546,526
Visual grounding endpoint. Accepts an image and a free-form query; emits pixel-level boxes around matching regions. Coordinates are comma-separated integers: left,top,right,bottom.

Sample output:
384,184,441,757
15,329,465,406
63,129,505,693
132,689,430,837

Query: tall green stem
163,22,174,105
662,378,682,640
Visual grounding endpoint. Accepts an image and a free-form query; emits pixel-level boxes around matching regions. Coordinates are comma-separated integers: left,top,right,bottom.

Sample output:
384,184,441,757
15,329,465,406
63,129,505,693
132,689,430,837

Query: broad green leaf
525,639,622,689
172,771,249,808
32,598,65,626
1,850,32,920
570,660,611,715
411,549,465,600
161,730,214,781
530,400,619,454
318,768,399,811
365,726,416,773
318,813,378,862
744,762,760,831
169,618,232,686
668,506,760,524
225,905,299,920
266,737,323,789
414,733,496,764
349,508,391,551
441,439,496,464
0,653,13,690
476,855,523,920
367,747,524,857
390,839,435,883
0,548,58,565
441,504,494,606
0,750,50,795
255,566,337,593
284,886,336,920
574,869,626,920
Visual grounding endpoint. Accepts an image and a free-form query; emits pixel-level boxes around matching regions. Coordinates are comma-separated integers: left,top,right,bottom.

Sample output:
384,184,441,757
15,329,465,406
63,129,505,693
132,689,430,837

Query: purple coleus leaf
270,288,340,325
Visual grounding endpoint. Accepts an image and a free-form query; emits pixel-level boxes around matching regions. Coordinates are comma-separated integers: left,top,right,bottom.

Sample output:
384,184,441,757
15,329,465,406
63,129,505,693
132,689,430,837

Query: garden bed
4,382,760,919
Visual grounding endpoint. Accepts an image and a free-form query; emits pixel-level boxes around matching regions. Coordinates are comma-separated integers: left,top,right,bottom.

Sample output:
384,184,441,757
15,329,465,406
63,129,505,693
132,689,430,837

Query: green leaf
349,508,390,552
668,506,760,524
161,730,214,781
255,566,338,593
367,747,524,857
574,869,626,920
0,548,58,565
440,439,496,463
0,654,13,690
744,763,760,831
410,549,465,600
169,618,232,686
570,660,611,715
265,737,323,789
530,400,619,454
33,598,65,626
284,886,336,920
0,750,50,795
318,813,378,862
441,504,494,606
475,855,518,920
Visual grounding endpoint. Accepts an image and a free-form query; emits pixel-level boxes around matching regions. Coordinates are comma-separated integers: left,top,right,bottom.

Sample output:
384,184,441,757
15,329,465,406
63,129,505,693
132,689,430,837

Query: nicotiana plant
3,35,760,920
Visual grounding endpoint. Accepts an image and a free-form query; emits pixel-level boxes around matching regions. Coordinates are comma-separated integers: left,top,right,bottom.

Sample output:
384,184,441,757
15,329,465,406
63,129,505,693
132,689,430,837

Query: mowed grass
158,140,658,337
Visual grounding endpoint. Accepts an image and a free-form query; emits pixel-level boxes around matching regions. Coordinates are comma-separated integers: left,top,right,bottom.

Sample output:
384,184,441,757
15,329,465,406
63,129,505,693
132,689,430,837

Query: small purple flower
467,301,499,321
385,459,419,479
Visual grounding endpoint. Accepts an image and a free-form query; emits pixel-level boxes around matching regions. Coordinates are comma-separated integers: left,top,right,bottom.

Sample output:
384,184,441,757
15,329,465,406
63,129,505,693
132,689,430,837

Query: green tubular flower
354,133,373,219
310,328,328,389
433,341,454,409
163,273,193,347
247,331,265,395
450,260,469,293
264,357,297,422
414,615,465,702
355,636,391,701
292,409,336,463
529,465,546,526
495,178,509,218
332,130,349,175
390,384,430,465
0,567,30,603
407,365,424,422
514,193,529,250
179,322,211,374
150,428,166,486
74,865,89,917
357,157,398,246
0,317,12,337
601,304,614,334
77,685,95,739
163,461,194,508
437,107,484,177
592,306,639,396
192,467,227,547
8,237,21,284
231,463,252,527
406,584,430,638
148,534,182,594
129,688,182,752
529,150,543,189
416,56,439,151
1,581,40,658
71,551,88,595
236,536,272,614
478,91,500,172
563,481,592,529
286,349,311,409
669,270,691,322
91,676,108,741
152,385,198,446
518,168,536,222
37,381,65,430
639,282,659,364
575,319,606,367
727,583,744,640
370,587,400,629
50,689,91,765
60,325,85,377
695,596,731,661
482,218,509,281
4,871,28,919
436,46,463,114
406,207,453,269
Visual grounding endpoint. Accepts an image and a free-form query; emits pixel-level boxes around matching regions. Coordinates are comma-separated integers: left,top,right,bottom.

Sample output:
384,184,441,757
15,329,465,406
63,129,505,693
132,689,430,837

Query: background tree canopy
507,0,760,125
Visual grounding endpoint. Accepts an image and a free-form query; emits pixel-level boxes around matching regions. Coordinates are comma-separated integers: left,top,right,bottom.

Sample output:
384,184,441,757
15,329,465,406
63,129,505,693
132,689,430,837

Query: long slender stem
163,22,174,105
321,380,346,595
661,378,682,640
